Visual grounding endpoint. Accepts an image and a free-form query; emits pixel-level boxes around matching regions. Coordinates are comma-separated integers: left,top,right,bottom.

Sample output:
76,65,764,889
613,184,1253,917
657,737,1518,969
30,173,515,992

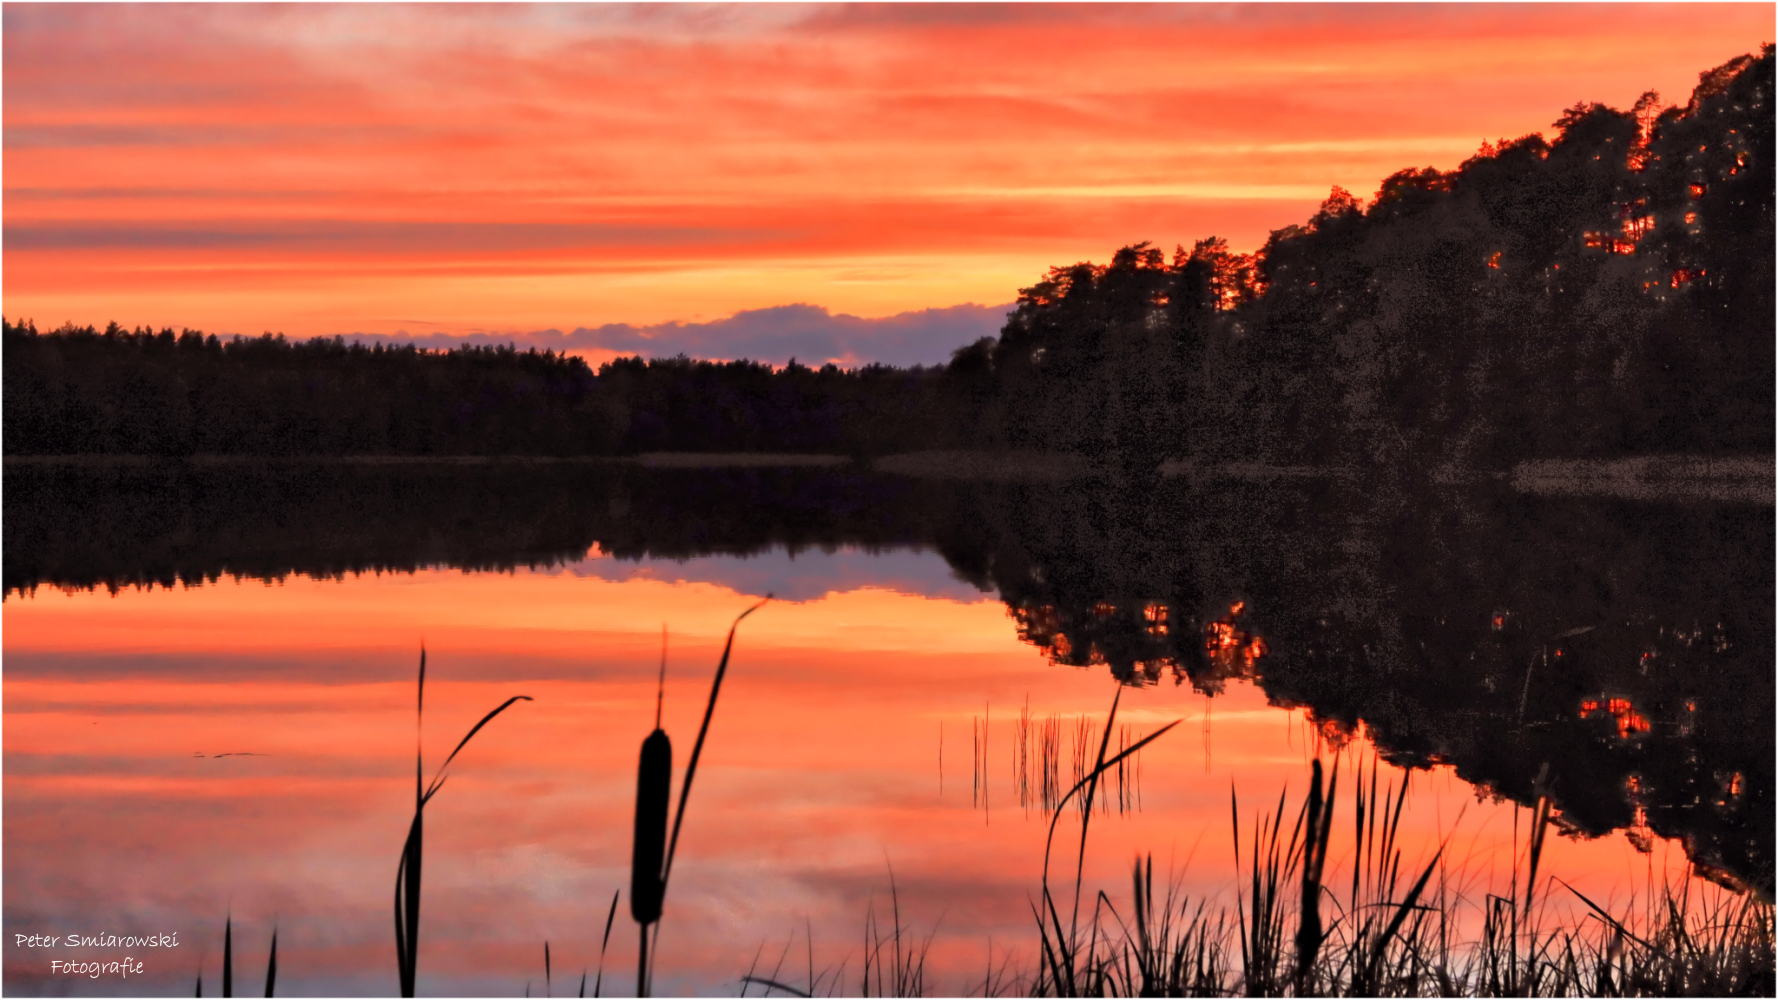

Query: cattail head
630,727,672,925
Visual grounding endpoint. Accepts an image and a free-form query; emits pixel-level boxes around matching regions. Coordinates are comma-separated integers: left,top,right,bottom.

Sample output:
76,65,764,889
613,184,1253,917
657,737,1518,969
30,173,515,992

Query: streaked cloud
4,220,769,253
3,3,1769,342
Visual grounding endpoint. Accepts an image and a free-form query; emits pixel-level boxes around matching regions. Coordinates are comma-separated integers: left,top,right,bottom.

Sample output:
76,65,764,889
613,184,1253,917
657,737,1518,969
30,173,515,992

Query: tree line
1,329,971,457
959,45,1772,468
5,47,1770,465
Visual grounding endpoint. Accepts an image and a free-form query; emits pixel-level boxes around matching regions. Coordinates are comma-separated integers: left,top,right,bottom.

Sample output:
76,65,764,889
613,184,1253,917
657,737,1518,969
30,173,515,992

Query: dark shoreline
5,450,1772,500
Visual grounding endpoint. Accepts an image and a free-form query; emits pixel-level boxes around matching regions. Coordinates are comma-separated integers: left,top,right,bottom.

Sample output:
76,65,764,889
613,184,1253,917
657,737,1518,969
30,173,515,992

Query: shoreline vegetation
3,451,1770,502
726,692,1775,997
4,48,1771,475
772,746,1777,998
1027,755,1777,999
180,680,1775,997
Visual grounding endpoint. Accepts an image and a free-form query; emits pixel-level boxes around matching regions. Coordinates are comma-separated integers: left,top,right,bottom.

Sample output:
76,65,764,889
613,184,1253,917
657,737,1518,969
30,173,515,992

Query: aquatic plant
1023,745,1774,998
263,928,276,998
632,598,769,996
393,648,532,998
861,865,936,998
584,889,619,998
1032,687,1182,996
742,687,1770,996
192,916,276,998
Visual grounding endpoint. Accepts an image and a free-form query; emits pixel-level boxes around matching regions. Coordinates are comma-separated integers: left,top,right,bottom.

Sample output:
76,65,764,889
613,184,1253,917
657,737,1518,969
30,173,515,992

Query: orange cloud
4,4,1770,347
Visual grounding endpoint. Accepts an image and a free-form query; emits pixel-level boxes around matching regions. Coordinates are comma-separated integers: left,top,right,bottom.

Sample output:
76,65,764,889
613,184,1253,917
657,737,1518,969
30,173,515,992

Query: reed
1030,742,1456,998
1024,697,1038,804
1002,704,1152,814
1070,718,1093,818
1015,703,1070,813
1113,725,1142,816
631,597,769,996
1098,854,1229,996
1012,710,1147,818
740,918,831,999
973,708,991,814
195,916,275,998
1040,716,1060,812
584,888,619,998
738,708,1768,997
860,865,938,997
1022,740,1773,998
740,917,852,998
393,648,532,998
1032,687,1183,997
264,928,276,998
190,633,1762,998
976,937,1030,998
1230,780,1294,996
1306,754,1441,995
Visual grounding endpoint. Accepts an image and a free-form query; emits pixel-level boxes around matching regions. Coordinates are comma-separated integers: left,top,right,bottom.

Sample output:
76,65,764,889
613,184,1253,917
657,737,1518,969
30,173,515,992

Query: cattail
633,625,673,928
631,601,765,997
630,727,671,925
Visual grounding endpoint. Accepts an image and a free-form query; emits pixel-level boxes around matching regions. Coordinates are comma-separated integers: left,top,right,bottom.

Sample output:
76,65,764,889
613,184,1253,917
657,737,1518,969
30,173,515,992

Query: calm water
4,462,1769,996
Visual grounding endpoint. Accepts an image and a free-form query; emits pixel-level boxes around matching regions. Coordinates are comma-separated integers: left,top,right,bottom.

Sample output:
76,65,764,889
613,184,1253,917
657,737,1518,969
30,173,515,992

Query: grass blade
422,695,536,803
223,915,233,999
594,888,619,998
264,929,277,998
393,647,531,997
1364,846,1444,989
661,596,771,890
740,975,813,998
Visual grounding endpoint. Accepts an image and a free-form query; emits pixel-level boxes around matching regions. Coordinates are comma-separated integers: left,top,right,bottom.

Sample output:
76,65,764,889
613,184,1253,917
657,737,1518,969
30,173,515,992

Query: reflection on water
566,545,992,605
2,461,1769,994
1006,704,1145,817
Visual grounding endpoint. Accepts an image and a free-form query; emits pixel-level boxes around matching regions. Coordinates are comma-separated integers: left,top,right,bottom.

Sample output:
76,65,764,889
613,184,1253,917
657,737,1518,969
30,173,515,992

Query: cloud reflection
564,544,994,602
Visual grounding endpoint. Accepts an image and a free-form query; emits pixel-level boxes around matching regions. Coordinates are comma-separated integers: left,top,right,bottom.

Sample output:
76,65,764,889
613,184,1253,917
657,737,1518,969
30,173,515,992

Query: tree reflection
944,473,1772,899
6,461,1771,897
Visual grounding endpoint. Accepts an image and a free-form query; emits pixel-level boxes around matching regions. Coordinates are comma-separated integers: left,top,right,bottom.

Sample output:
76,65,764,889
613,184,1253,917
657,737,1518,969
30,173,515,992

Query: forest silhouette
6,47,1771,466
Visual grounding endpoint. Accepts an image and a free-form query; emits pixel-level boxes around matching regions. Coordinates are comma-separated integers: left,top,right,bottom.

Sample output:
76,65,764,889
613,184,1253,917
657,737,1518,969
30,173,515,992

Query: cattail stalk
629,598,768,996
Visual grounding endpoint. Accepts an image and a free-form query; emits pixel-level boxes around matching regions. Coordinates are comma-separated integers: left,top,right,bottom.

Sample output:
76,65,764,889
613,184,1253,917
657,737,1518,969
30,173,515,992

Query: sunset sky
4,3,1771,365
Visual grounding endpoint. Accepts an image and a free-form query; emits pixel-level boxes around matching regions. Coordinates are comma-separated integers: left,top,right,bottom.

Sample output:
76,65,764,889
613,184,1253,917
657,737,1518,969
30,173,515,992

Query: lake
3,459,1769,996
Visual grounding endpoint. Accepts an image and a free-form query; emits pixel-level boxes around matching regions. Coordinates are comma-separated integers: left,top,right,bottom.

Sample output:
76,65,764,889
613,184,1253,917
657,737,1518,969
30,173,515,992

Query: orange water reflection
4,561,1693,995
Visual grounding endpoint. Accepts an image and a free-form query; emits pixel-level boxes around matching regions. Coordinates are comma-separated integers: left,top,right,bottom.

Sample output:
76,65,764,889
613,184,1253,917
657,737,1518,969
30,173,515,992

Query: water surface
4,462,1767,995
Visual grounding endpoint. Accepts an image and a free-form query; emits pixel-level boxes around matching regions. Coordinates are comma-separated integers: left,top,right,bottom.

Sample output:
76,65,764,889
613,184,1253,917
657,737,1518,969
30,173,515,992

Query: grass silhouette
393,648,531,998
